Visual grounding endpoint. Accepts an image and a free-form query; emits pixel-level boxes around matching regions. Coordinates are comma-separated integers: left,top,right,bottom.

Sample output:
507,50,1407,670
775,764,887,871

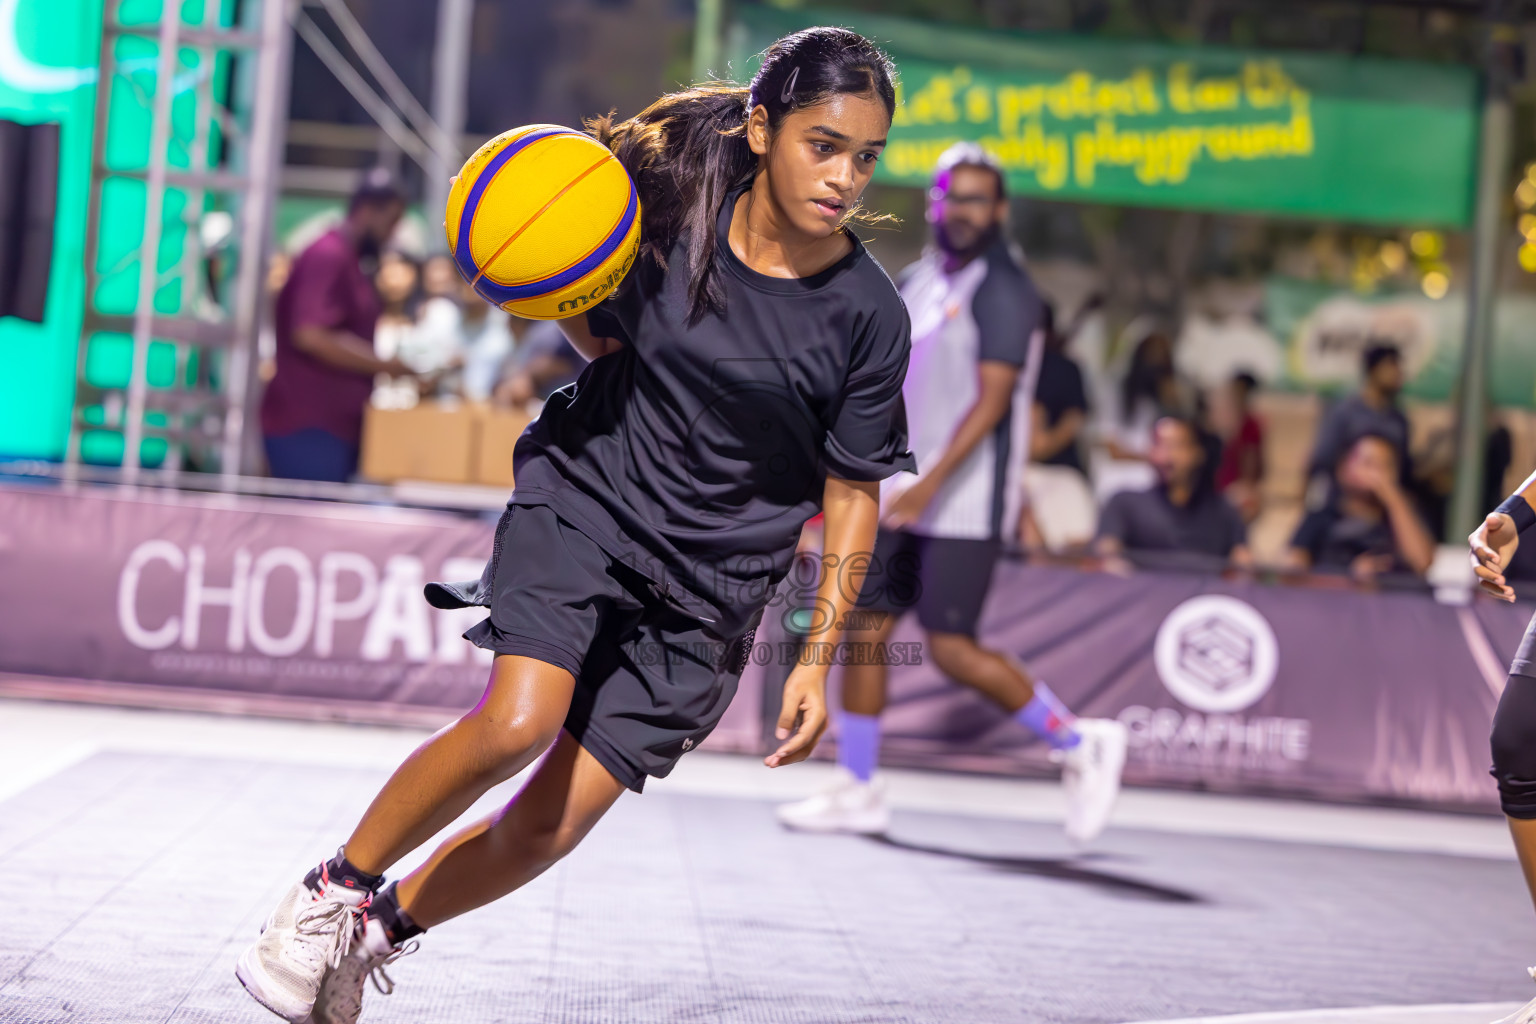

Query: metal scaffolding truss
66,0,293,486
62,0,467,491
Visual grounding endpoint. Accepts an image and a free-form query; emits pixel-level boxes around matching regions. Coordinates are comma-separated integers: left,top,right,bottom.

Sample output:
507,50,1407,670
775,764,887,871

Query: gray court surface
1,751,1533,1024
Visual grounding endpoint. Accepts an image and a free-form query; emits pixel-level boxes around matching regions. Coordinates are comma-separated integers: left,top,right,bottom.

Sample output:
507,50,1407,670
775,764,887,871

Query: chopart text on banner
115,539,494,666
729,6,1479,226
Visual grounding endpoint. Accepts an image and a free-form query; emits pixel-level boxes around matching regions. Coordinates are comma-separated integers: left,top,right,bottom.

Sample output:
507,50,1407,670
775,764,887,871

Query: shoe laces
366,939,420,996
293,895,361,973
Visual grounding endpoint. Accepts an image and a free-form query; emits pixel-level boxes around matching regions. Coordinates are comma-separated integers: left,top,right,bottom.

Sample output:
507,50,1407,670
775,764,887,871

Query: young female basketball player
1473,471,1536,1024
237,27,916,1024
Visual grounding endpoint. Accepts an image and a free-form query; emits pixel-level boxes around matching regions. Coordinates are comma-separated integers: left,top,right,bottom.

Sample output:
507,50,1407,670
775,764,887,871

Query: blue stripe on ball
453,126,584,285
472,183,637,305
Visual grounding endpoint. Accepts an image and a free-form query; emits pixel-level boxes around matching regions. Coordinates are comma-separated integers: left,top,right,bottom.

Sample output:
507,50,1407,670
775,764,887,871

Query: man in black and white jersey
778,144,1128,843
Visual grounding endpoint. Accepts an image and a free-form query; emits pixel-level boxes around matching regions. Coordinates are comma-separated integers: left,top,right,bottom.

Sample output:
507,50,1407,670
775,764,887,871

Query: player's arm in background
287,250,413,377
1470,467,1536,601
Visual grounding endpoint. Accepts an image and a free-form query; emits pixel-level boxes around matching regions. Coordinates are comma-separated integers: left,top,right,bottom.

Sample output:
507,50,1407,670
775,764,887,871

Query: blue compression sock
837,712,881,782
1015,682,1082,750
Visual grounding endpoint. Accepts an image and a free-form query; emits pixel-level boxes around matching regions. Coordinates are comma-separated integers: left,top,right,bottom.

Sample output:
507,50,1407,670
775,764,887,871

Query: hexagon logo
1153,595,1279,713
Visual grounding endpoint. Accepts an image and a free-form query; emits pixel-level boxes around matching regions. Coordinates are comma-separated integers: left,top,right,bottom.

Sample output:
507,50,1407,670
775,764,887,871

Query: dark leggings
1492,666,1536,820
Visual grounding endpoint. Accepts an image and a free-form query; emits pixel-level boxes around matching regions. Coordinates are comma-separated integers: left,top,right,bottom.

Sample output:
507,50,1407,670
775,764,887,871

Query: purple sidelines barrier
740,562,1521,811
0,483,1520,808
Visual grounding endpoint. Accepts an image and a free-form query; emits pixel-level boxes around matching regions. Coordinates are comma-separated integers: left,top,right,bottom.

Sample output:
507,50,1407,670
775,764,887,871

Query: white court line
0,739,98,804
1124,1004,1522,1024
0,698,1517,861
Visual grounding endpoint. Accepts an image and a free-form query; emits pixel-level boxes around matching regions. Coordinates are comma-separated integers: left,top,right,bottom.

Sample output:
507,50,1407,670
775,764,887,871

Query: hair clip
780,66,801,104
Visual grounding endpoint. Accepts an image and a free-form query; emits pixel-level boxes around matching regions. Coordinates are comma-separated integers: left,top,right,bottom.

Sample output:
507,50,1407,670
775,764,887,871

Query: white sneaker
1057,718,1128,846
775,767,891,834
1492,968,1536,1023
308,916,419,1024
236,878,368,1022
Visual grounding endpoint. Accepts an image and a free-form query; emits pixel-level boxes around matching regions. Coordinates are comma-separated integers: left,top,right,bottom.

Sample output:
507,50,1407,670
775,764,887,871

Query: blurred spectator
260,168,417,482
407,254,519,402
374,251,470,407
1019,463,1098,553
422,253,460,300
1105,328,1198,462
372,251,423,359
1211,371,1265,522
493,320,581,410
1411,412,1512,541
1288,432,1434,581
1306,343,1410,495
457,279,516,402
1095,415,1250,567
1029,303,1089,476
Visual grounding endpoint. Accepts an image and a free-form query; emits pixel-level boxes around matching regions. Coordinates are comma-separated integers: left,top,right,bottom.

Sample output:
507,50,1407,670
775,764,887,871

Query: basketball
446,124,641,320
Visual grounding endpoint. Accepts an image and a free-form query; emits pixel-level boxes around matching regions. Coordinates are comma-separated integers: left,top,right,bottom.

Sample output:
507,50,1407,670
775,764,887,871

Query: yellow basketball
445,124,641,320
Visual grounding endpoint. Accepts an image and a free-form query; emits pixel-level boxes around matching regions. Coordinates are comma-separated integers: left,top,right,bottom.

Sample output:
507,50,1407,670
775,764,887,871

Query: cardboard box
360,401,477,484
475,406,534,488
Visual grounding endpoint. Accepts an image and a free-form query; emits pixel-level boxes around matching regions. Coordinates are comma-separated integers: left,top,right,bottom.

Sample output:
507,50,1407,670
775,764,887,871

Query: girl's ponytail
588,86,755,326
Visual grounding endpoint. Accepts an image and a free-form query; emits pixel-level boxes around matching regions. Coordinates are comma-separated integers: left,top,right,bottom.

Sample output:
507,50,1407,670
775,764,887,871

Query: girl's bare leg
1511,817,1536,916
342,655,577,875
393,729,628,928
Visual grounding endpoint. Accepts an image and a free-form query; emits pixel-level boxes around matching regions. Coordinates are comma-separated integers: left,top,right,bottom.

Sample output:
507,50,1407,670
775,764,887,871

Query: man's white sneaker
775,767,891,834
236,879,368,1022
308,916,419,1024
1491,968,1536,1024
1058,718,1128,846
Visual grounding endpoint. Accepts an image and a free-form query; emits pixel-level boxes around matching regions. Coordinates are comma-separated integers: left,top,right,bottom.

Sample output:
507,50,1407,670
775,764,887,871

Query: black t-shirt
509,188,916,639
1290,506,1397,572
1034,348,1088,474
1097,485,1246,563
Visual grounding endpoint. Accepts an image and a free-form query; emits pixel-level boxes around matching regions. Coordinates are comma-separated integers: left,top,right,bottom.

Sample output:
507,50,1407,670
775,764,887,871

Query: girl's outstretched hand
765,665,828,768
1470,511,1520,602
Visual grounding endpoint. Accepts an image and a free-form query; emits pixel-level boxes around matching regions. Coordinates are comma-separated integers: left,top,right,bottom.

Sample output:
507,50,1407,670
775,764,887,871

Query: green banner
728,6,1479,227
1264,278,1536,408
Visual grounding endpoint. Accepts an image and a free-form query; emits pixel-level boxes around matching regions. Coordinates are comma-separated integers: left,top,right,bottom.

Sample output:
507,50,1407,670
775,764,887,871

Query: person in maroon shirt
1213,371,1265,521
260,168,415,481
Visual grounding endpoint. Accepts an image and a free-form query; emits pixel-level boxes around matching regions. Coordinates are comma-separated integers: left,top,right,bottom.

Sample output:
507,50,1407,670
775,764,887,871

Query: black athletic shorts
852,527,1001,637
1512,613,1536,681
425,504,752,792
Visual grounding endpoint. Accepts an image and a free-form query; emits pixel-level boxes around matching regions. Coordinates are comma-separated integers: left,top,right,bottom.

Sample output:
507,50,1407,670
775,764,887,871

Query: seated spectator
372,250,422,361
1020,463,1098,553
373,251,467,406
1411,411,1511,541
405,263,514,403
1030,303,1090,476
492,319,582,410
455,278,515,402
1211,371,1265,522
1306,343,1410,498
1287,432,1435,581
421,253,460,300
1105,328,1199,462
1096,415,1250,568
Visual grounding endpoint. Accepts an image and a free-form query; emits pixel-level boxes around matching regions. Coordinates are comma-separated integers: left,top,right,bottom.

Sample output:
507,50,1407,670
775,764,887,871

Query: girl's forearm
808,477,880,652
